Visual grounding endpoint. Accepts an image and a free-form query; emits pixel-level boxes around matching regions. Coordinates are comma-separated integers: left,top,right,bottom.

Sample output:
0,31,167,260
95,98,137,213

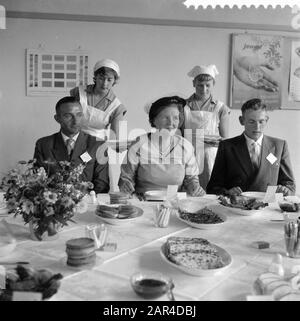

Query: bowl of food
0,264,63,301
130,272,173,299
279,199,300,213
176,205,227,229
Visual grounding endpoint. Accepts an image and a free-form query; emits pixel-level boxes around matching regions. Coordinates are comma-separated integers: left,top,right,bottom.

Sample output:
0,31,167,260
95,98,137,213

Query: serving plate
95,206,143,225
241,192,266,201
144,190,167,201
218,204,264,216
177,198,217,213
160,242,232,277
202,194,219,201
175,208,227,229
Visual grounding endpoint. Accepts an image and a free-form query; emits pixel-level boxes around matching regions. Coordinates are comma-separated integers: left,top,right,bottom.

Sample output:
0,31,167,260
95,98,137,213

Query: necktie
66,138,74,156
251,141,260,170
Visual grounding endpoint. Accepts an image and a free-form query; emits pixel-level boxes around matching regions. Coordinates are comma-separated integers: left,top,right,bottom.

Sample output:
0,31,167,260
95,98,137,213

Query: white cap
93,59,120,77
187,64,219,79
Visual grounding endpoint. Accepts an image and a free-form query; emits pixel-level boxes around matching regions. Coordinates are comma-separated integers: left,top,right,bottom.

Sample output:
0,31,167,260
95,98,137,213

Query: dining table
1,193,300,301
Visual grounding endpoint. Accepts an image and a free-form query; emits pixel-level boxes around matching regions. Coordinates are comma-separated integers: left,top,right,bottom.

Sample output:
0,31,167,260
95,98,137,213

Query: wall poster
289,40,300,102
231,33,284,110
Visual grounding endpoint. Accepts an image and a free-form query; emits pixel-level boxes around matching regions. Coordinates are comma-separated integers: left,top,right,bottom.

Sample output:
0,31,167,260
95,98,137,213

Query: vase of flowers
1,160,93,241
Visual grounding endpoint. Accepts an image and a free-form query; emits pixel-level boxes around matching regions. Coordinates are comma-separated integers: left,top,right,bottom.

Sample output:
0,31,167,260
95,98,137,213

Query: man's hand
234,56,279,92
226,186,243,196
276,185,291,196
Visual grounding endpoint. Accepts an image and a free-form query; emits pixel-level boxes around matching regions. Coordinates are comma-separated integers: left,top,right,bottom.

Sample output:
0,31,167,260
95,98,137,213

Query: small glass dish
130,272,173,299
279,201,299,213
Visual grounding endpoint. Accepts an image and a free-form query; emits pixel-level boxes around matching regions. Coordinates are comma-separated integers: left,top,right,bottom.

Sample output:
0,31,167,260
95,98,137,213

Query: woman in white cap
118,96,205,198
70,58,126,141
182,64,231,190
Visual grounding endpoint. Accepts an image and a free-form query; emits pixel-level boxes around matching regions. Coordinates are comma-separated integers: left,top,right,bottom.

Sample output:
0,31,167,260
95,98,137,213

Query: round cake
66,237,96,268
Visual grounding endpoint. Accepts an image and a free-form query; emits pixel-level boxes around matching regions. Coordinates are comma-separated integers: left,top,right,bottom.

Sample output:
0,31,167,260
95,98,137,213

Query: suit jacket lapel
53,132,69,161
232,135,254,177
256,135,275,178
70,132,87,163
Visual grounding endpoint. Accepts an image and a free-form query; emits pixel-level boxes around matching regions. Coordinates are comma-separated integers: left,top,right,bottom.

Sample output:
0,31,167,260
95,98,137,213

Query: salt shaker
90,191,97,204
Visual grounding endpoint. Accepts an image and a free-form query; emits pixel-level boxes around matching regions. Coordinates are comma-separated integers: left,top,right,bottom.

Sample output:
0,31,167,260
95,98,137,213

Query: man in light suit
34,96,109,193
207,98,295,196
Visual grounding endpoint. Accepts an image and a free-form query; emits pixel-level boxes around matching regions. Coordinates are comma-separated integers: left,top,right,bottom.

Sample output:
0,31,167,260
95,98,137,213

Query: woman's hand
119,180,134,195
276,185,291,196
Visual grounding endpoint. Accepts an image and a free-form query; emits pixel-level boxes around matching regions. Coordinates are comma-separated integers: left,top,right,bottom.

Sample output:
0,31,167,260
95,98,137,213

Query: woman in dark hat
119,96,205,197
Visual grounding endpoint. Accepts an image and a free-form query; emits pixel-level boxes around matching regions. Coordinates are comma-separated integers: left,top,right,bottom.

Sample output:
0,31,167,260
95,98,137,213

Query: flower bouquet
1,160,93,241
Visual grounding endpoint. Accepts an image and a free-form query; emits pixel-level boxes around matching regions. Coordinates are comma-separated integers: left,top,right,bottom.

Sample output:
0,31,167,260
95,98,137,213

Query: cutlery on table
0,261,29,265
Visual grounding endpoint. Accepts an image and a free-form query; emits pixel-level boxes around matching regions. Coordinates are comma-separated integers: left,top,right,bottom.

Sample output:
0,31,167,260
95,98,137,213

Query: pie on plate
160,236,232,276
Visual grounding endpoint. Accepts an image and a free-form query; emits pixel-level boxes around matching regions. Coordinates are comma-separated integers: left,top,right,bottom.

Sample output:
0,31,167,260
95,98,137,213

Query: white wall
1,17,300,190
2,0,296,30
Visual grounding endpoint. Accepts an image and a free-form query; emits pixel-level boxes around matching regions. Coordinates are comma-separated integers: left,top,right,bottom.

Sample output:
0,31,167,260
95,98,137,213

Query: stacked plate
109,192,129,204
95,204,143,225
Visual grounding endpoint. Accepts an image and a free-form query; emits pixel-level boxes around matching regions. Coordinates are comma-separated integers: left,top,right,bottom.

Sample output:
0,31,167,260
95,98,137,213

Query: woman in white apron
182,65,231,190
70,59,127,192
119,96,205,197
70,58,127,141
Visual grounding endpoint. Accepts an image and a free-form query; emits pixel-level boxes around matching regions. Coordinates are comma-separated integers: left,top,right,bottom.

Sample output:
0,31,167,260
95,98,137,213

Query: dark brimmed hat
148,96,186,127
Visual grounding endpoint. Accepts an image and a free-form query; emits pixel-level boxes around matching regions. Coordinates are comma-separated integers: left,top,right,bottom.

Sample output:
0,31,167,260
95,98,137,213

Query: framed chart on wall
230,33,300,110
26,49,89,96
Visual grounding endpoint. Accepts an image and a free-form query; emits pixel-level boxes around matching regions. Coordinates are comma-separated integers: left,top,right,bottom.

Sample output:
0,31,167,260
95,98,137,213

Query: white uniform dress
78,86,122,140
119,132,203,196
73,85,126,192
183,94,230,190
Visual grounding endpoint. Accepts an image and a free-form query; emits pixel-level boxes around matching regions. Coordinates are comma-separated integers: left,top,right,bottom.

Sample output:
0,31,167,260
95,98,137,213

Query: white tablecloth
1,195,300,301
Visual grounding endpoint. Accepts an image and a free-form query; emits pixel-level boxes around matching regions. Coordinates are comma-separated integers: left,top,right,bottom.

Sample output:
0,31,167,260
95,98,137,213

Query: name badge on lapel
266,153,277,165
80,152,92,163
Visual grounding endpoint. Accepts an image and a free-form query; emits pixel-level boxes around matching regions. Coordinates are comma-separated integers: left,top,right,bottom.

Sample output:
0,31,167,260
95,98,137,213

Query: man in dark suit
34,96,109,193
207,98,295,196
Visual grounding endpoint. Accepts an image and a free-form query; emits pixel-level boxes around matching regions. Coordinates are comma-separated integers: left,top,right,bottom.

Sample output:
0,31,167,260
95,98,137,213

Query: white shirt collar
61,132,80,144
244,133,263,147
